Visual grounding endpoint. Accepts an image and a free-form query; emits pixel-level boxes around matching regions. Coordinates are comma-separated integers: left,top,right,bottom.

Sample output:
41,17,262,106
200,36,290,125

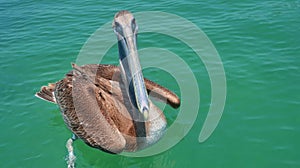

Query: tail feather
35,83,57,103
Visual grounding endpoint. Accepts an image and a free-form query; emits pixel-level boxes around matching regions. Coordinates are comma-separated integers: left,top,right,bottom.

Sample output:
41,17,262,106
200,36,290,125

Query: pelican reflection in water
36,10,180,155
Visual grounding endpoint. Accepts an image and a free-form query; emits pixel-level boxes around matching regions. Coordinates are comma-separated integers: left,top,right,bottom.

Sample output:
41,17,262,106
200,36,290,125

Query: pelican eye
131,18,137,33
114,22,124,37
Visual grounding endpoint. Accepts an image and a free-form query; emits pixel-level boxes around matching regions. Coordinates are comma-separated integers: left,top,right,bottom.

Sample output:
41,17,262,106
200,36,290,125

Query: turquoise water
1,1,300,167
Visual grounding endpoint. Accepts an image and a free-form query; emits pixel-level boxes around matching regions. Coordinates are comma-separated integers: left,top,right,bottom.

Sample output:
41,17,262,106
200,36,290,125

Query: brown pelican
36,10,180,154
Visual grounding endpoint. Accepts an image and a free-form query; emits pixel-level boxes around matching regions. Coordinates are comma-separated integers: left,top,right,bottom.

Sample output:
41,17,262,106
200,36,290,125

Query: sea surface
1,0,299,167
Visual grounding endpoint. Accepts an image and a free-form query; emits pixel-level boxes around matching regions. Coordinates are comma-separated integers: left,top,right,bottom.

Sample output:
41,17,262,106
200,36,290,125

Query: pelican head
112,11,149,120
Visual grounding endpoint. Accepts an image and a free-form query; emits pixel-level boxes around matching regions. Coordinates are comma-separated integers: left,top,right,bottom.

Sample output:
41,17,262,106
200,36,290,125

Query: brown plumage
36,64,180,153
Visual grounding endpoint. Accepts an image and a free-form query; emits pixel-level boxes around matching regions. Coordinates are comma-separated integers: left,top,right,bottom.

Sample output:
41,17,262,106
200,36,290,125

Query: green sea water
1,1,299,167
